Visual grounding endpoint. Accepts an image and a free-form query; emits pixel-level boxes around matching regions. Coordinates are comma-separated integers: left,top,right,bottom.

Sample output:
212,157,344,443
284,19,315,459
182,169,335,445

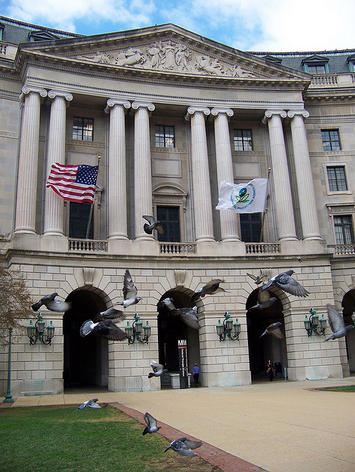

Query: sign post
178,339,188,389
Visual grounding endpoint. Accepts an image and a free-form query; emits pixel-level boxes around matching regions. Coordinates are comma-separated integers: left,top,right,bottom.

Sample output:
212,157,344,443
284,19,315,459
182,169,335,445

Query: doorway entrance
342,288,355,373
63,288,108,390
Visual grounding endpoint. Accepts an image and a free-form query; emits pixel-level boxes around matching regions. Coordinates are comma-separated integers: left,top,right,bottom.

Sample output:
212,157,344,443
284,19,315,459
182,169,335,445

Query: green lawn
317,385,355,392
0,405,219,472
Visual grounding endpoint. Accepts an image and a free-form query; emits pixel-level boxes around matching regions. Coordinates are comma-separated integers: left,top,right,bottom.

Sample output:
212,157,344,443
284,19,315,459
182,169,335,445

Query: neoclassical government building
1,16,354,395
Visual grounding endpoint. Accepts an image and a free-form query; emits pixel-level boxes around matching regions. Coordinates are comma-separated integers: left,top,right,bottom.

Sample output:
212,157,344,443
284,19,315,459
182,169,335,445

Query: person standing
266,359,274,381
192,363,200,386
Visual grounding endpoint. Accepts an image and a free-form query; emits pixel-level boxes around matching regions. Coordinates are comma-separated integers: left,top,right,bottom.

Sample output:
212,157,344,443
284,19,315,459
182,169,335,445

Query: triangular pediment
302,54,329,64
19,24,309,82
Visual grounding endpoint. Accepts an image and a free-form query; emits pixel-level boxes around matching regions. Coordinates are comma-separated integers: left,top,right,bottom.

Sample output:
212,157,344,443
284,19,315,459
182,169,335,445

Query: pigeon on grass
143,215,164,235
164,437,202,456
116,270,142,308
260,270,309,297
259,322,284,339
78,398,101,410
148,360,167,378
191,279,227,302
32,292,70,312
80,319,127,341
324,304,354,342
142,412,161,435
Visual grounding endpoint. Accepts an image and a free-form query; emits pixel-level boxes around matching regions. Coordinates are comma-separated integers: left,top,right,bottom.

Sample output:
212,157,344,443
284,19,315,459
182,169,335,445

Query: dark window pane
72,117,94,141
321,129,340,151
334,215,354,244
240,213,262,242
234,129,253,151
69,202,93,239
327,166,347,191
157,206,180,242
308,64,326,74
155,125,175,148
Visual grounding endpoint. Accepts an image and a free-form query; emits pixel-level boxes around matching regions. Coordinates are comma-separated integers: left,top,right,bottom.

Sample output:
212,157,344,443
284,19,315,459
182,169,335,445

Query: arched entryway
246,288,288,381
63,287,108,390
342,288,355,373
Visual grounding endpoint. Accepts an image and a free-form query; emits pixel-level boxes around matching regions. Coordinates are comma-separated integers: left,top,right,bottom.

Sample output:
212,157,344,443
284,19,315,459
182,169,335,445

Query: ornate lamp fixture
216,312,241,341
27,312,55,345
304,308,327,336
125,313,151,344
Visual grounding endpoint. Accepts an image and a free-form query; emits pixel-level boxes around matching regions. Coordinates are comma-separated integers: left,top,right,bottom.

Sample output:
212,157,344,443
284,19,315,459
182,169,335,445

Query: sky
1,0,355,52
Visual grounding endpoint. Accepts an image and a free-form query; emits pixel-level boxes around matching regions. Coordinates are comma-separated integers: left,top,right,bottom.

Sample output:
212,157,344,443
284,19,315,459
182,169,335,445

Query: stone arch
340,287,355,373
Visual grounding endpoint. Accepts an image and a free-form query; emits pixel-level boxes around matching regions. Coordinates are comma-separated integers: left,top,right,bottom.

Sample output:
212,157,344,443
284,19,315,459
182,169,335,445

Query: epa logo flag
216,178,268,213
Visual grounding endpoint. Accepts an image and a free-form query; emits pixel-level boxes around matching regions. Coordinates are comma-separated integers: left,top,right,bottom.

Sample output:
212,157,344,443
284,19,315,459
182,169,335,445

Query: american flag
46,162,98,204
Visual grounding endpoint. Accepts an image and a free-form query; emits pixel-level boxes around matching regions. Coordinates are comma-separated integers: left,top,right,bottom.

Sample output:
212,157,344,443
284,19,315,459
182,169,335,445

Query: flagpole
85,154,101,240
260,167,272,242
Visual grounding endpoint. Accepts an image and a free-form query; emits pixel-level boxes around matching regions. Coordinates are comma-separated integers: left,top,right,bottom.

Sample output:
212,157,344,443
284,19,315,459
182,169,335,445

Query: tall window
69,202,93,239
307,64,326,74
233,129,253,151
321,129,341,151
334,215,354,245
327,166,348,192
240,213,262,242
155,125,175,148
156,206,180,242
72,117,94,142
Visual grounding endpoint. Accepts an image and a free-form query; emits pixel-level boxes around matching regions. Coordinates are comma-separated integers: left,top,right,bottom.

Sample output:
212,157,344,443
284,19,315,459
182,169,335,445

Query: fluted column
186,107,214,242
288,110,321,240
15,86,47,234
263,110,297,241
43,91,73,236
211,108,240,241
132,101,155,240
105,99,131,240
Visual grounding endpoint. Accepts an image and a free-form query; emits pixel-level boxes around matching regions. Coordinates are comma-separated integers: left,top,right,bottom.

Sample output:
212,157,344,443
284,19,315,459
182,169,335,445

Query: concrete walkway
3,377,355,472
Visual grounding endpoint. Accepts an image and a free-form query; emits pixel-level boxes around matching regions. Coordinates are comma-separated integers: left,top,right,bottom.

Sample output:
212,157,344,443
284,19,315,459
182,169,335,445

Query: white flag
216,179,268,213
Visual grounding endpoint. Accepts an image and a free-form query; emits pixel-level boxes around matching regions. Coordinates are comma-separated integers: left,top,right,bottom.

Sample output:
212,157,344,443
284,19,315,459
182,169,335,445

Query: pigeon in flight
78,398,101,410
260,322,284,339
247,270,268,285
161,298,199,330
142,412,161,435
80,319,127,341
324,304,355,342
248,297,278,313
32,292,71,312
260,270,309,297
164,437,202,456
192,279,227,302
93,307,125,322
143,215,164,235
148,360,168,378
116,270,142,308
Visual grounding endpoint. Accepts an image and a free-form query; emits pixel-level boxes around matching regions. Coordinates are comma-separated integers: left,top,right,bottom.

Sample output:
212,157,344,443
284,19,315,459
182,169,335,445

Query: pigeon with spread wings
192,279,227,302
148,360,167,378
325,304,354,341
161,298,199,330
143,215,164,235
260,270,309,298
93,307,125,322
32,292,71,312
164,438,202,456
259,322,284,339
142,412,161,435
116,270,142,308
80,319,127,341
78,398,101,410
247,270,268,285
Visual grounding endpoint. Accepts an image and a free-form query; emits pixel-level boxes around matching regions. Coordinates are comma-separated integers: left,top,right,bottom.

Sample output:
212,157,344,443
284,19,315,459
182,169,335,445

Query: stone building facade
0,16,354,395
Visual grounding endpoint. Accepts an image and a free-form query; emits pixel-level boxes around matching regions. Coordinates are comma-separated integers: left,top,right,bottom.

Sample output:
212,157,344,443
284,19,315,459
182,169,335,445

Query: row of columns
14,86,321,243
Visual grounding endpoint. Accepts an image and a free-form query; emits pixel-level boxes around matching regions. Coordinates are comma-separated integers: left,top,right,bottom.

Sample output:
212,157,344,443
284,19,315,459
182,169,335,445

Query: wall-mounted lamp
27,312,55,345
125,313,151,344
216,312,241,341
304,308,327,336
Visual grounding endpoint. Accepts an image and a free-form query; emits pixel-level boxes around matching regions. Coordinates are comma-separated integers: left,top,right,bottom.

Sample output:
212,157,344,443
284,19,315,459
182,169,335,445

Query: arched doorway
246,288,287,381
342,288,355,373
157,288,200,387
63,288,108,390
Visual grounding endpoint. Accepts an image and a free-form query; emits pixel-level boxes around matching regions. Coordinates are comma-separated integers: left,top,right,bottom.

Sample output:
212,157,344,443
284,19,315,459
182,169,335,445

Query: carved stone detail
83,267,96,286
287,110,310,119
174,270,186,286
48,90,73,102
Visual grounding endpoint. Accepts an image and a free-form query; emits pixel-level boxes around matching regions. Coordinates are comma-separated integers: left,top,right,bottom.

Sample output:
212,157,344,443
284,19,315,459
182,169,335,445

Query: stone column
263,110,297,241
132,101,155,240
43,91,73,236
288,111,321,240
186,107,214,242
105,99,131,240
211,108,240,241
15,86,47,234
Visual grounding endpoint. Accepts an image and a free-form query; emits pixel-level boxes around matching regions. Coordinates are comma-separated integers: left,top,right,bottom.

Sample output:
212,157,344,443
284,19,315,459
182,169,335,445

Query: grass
0,405,220,472
316,385,355,392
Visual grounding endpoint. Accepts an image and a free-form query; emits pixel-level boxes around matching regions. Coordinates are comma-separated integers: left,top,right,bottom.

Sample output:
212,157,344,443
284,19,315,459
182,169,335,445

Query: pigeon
31,292,71,312
148,360,168,378
116,270,142,308
324,304,355,342
248,297,278,313
142,412,161,435
143,215,164,235
93,307,125,322
80,319,127,341
78,398,101,410
161,298,199,330
164,437,202,456
247,270,268,285
260,270,309,297
259,322,284,339
192,279,227,302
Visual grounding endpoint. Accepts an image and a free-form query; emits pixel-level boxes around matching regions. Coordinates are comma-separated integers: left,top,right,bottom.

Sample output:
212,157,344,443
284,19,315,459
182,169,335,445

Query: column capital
185,106,210,121
132,101,155,112
287,110,310,119
211,108,234,118
262,109,287,124
105,98,131,113
48,90,73,102
20,86,47,100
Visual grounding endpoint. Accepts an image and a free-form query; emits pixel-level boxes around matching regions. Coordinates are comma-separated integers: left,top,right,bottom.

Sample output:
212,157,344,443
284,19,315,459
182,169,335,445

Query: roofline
249,48,355,56
0,15,83,38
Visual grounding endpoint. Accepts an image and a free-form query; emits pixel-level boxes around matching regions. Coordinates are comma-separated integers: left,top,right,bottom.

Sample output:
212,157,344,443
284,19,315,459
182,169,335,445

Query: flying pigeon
80,319,127,341
192,279,227,302
324,304,355,342
259,322,284,339
148,360,168,378
143,215,164,235
142,412,161,435
161,298,199,330
260,270,309,297
93,307,125,322
247,270,268,285
31,292,71,312
78,398,101,410
248,297,278,313
164,437,202,456
116,270,142,308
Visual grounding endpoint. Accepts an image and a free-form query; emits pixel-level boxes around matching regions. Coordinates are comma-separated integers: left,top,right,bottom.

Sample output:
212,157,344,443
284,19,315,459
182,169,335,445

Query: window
307,64,326,74
156,206,180,242
69,202,93,239
327,166,348,192
240,213,262,242
234,129,253,151
302,55,329,74
72,117,94,141
334,215,354,245
155,125,175,148
321,129,341,151
0,25,4,42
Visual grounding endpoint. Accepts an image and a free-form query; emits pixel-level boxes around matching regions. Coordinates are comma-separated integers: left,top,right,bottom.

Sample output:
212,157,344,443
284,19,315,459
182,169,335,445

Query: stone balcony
309,73,355,88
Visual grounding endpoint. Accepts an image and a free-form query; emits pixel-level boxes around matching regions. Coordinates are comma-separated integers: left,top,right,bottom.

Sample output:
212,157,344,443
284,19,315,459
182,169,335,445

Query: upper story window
0,25,4,42
234,129,253,151
156,206,180,242
155,125,175,148
302,55,329,74
321,129,341,151
346,54,355,72
240,213,262,242
326,166,348,192
334,215,354,245
72,117,94,141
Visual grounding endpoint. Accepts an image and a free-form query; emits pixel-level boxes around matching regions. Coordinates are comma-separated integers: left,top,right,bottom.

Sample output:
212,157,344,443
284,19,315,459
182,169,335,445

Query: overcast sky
2,0,355,52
